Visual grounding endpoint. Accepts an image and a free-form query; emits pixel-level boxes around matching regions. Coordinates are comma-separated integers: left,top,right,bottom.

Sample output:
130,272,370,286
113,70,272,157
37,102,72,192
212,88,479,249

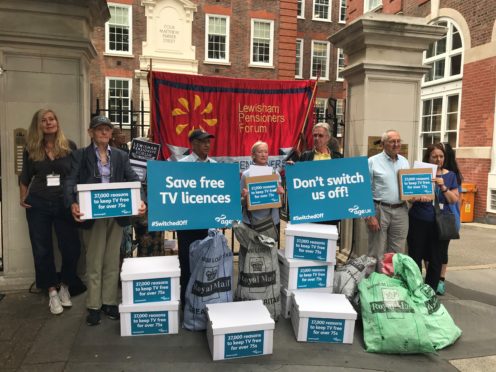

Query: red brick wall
278,0,298,79
382,0,402,14
89,0,144,112
459,57,496,148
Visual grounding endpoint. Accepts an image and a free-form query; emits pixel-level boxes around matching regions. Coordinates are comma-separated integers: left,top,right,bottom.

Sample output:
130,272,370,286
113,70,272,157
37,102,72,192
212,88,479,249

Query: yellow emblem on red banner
171,94,218,136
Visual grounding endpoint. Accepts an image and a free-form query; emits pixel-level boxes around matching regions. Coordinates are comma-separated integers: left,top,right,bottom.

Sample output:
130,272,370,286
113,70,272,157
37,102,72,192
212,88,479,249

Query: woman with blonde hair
20,109,81,315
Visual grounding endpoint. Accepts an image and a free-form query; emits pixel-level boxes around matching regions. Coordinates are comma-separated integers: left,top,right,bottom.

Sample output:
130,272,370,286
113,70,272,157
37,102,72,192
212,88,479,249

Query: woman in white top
240,141,284,239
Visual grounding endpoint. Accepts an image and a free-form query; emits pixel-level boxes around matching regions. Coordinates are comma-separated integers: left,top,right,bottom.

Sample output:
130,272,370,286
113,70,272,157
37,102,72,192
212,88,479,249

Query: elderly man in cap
65,115,146,326
177,129,216,305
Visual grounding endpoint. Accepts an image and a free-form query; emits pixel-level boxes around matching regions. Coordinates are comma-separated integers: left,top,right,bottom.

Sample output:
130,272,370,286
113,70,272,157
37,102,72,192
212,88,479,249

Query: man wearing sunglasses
65,115,146,326
366,130,409,271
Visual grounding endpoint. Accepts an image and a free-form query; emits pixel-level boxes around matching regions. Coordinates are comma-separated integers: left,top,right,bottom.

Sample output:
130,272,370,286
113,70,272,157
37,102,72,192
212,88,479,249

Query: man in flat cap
177,129,216,306
65,115,146,326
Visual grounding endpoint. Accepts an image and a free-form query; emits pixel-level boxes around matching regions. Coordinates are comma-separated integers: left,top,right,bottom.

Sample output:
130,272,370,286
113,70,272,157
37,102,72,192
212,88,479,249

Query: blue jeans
25,194,81,289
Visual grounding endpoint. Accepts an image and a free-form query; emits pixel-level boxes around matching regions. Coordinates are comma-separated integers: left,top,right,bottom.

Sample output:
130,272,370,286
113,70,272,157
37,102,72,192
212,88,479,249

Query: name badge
47,174,60,187
439,203,444,210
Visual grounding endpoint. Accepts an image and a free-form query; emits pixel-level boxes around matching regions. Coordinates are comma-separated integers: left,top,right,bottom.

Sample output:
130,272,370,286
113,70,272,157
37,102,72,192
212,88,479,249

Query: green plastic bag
358,272,436,354
392,254,462,350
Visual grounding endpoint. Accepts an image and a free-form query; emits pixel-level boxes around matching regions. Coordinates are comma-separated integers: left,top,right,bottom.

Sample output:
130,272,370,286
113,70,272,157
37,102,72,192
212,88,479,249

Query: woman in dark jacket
19,109,80,315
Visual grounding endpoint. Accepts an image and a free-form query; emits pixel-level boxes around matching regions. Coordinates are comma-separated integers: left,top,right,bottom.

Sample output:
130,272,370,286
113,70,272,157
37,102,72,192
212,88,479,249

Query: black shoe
101,304,120,320
86,309,101,326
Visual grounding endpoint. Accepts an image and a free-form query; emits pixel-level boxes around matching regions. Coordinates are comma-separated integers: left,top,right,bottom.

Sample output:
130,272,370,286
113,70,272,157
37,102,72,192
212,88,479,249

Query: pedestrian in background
20,109,81,315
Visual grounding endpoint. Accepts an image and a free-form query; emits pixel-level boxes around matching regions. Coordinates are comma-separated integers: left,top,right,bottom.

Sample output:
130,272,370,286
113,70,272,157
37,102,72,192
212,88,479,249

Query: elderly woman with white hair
240,141,285,239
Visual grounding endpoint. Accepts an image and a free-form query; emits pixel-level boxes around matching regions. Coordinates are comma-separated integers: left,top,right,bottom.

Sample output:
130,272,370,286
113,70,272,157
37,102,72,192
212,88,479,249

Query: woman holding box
240,141,284,239
65,115,146,326
407,143,459,292
20,108,80,315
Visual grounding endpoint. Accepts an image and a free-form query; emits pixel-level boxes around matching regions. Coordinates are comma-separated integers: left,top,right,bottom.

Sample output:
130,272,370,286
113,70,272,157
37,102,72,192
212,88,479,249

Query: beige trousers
82,218,123,310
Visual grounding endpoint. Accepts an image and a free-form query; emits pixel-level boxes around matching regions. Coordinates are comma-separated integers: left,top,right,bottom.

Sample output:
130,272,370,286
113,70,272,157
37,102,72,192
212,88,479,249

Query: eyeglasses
313,133,326,138
387,140,402,145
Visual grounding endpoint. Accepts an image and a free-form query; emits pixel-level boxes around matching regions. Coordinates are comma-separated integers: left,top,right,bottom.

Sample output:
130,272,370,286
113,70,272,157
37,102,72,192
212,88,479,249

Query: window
336,48,345,81
339,0,346,23
336,99,345,137
106,4,132,55
314,98,327,122
311,41,330,79
424,20,463,84
106,78,132,125
420,93,460,153
297,0,305,18
205,15,230,63
420,18,463,159
313,0,331,21
295,39,304,78
250,19,274,67
364,0,381,12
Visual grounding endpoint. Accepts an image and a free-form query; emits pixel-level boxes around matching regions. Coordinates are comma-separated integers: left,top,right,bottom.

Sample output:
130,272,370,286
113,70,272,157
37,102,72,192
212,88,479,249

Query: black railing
92,97,150,139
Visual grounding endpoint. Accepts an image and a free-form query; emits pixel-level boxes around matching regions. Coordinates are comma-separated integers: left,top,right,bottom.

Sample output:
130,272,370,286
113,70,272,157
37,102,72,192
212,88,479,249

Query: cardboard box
291,292,357,344
285,223,338,262
121,256,180,305
278,250,334,291
280,287,331,319
206,300,275,361
77,181,141,220
119,301,179,336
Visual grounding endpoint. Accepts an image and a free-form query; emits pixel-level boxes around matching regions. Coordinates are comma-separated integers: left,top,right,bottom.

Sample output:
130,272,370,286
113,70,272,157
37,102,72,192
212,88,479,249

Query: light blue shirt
94,144,111,183
368,151,409,204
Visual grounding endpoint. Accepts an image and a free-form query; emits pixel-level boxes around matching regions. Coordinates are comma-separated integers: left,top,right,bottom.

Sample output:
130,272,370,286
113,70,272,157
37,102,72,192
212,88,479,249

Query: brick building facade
89,0,347,143
347,0,496,222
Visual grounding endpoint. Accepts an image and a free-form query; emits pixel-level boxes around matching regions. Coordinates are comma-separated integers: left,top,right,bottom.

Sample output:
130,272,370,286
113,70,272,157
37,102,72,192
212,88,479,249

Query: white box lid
76,181,141,192
285,223,338,240
293,292,357,319
121,256,180,280
206,300,275,334
119,300,179,313
278,250,334,267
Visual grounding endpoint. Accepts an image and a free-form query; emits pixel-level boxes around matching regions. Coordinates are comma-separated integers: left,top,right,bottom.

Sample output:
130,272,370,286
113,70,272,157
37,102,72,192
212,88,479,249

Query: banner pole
147,59,154,137
296,73,320,152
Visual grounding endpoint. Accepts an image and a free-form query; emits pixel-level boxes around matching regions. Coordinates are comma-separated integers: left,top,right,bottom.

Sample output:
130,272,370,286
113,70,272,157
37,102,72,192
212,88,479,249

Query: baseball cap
189,129,214,142
89,115,113,129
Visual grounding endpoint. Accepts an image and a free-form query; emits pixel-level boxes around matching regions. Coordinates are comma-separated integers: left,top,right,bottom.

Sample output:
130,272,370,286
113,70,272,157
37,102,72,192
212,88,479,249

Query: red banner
150,72,316,169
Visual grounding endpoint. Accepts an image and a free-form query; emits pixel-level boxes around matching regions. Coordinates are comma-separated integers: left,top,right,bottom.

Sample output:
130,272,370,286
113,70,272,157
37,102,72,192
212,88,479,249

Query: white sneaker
58,284,72,307
49,292,64,315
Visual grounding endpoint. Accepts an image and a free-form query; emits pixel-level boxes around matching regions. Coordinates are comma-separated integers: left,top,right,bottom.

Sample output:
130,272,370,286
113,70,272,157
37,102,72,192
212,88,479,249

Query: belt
374,200,406,209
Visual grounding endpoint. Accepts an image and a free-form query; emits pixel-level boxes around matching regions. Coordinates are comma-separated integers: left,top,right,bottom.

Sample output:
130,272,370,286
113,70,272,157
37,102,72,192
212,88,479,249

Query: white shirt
368,151,409,204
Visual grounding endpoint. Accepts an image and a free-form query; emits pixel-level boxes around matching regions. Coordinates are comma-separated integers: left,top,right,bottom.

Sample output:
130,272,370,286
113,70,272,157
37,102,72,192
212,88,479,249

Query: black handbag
434,193,460,241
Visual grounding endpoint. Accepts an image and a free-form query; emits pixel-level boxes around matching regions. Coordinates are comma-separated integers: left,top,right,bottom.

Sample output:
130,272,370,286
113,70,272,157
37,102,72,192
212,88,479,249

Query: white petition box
121,256,180,305
119,301,179,336
77,181,141,220
280,288,331,319
291,292,357,344
206,300,275,361
285,223,338,262
278,250,334,291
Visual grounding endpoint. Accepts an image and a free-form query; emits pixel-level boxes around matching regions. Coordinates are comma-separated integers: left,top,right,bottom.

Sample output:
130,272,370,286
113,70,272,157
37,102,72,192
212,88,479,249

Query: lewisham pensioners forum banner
150,72,316,170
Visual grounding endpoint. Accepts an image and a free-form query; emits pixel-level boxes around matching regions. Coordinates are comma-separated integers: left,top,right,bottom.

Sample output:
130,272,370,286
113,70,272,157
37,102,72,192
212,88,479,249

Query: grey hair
313,122,331,137
251,140,268,156
381,129,399,144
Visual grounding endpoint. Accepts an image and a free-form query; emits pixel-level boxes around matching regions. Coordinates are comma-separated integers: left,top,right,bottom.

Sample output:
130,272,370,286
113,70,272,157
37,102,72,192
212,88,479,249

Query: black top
20,141,77,201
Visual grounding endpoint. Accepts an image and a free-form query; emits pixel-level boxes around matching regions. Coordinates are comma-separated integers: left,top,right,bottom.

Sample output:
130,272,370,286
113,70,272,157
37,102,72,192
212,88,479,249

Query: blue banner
307,318,345,343
400,173,433,196
285,157,374,223
147,161,242,230
90,188,132,218
131,311,169,335
224,330,264,358
293,236,328,261
133,278,171,303
296,266,328,289
248,180,280,206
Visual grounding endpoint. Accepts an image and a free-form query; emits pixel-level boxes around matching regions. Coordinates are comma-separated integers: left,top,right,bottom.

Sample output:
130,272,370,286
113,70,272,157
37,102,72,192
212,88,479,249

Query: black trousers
176,229,209,304
25,195,81,289
407,215,447,291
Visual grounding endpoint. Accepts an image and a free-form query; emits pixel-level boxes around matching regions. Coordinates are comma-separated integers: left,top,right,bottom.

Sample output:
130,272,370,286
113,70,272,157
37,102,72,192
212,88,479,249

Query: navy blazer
64,143,140,228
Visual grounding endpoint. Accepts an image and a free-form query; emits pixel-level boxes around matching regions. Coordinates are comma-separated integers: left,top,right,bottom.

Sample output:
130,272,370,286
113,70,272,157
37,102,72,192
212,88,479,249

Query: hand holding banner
285,157,375,223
